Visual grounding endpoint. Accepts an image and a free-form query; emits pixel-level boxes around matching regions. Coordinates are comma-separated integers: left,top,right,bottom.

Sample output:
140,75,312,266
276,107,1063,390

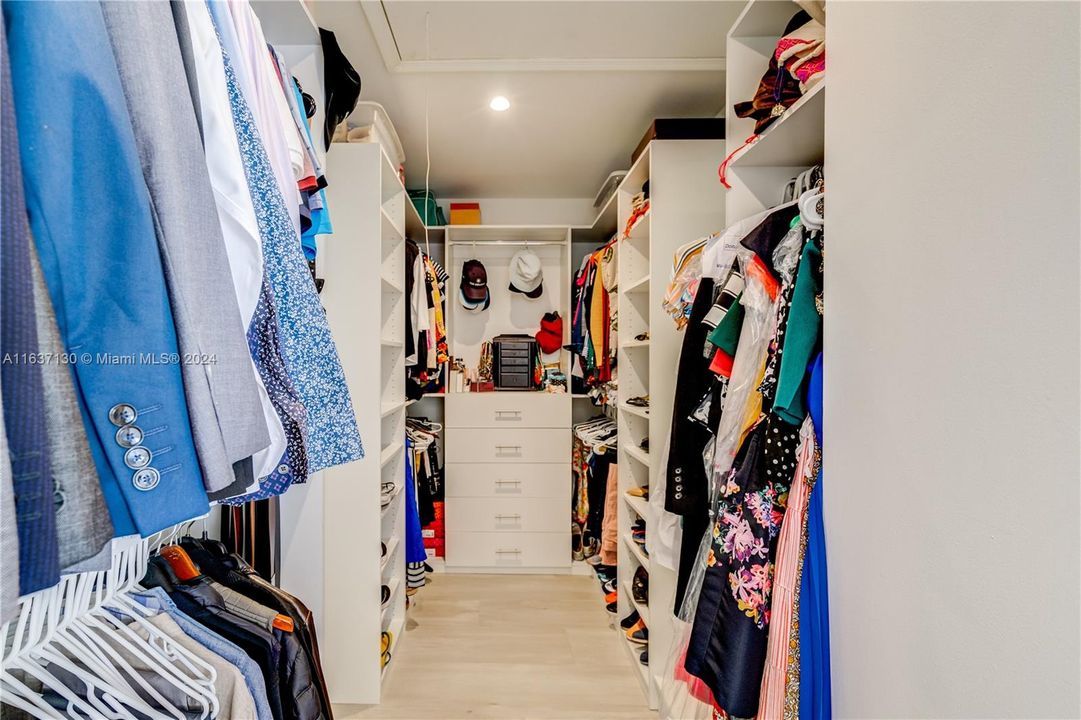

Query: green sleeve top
773,241,822,424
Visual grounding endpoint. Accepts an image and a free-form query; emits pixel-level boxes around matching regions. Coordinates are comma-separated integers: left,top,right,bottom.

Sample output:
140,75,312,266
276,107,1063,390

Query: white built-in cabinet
441,225,574,573
280,141,410,704
614,140,727,709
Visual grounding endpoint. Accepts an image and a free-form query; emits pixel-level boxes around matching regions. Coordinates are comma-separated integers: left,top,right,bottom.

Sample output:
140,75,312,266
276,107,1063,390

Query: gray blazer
100,0,270,495
30,246,114,570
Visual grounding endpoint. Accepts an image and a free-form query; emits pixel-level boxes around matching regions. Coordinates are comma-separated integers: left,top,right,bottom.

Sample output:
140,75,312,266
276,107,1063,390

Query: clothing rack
446,240,567,247
1,524,204,719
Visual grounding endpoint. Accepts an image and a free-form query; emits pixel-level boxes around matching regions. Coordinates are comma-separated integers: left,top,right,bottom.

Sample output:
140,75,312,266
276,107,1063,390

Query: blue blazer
3,0,210,537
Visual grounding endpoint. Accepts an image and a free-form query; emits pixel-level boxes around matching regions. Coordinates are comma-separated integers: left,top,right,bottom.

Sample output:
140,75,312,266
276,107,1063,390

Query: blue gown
801,351,832,719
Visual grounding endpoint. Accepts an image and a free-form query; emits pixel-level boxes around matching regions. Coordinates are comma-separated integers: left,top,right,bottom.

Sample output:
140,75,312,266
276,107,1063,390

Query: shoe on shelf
381,542,388,559
632,566,649,605
638,437,649,452
381,631,392,655
572,524,584,561
634,331,650,342
604,590,617,605
626,486,649,499
602,577,617,595
380,482,396,508
626,395,650,408
606,600,618,614
639,649,648,666
626,619,649,645
593,564,617,582
620,610,640,630
632,532,646,546
381,585,391,607
381,650,391,669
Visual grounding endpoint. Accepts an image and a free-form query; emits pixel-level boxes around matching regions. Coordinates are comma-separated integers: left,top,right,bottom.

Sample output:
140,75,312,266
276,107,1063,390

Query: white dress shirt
181,0,287,487
225,0,304,238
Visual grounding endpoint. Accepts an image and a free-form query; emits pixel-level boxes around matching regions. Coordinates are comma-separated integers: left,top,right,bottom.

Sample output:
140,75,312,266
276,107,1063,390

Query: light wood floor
335,574,655,720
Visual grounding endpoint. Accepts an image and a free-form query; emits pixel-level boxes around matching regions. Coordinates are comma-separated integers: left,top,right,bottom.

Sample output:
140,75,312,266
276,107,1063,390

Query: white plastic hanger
798,187,824,230
1,528,220,720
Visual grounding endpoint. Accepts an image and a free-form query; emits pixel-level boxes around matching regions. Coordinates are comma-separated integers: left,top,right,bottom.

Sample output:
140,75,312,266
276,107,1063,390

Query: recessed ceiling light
489,96,510,112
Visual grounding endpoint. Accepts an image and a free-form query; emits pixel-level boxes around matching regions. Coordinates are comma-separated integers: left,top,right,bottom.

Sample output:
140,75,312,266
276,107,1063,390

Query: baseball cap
508,249,543,299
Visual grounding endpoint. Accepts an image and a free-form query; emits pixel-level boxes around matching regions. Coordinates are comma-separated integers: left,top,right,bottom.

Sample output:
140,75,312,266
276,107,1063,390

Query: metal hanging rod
446,240,566,246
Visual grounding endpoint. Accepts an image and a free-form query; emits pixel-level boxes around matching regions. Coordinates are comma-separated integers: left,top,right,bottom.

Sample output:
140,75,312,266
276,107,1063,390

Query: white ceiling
311,1,742,199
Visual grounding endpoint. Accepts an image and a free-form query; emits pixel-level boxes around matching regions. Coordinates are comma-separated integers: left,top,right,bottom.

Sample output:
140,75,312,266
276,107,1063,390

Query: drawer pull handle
494,410,522,421
494,514,522,522
495,445,522,454
495,548,522,555
495,479,522,487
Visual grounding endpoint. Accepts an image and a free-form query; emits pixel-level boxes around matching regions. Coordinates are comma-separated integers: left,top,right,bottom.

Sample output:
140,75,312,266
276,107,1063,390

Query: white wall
825,3,1080,718
438,197,597,226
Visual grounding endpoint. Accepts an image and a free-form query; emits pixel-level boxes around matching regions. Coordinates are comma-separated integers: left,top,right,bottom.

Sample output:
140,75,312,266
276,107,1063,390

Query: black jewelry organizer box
492,334,538,390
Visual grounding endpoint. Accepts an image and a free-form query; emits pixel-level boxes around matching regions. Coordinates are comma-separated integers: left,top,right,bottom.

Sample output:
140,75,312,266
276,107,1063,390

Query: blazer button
109,403,137,426
124,446,153,469
115,425,144,448
675,492,683,499
132,468,160,491
674,468,682,475
54,489,66,510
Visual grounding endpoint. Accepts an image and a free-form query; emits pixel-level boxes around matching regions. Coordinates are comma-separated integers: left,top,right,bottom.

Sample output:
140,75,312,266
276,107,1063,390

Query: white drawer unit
445,463,568,498
447,497,568,533
445,393,570,429
445,428,570,464
444,392,571,572
446,531,568,569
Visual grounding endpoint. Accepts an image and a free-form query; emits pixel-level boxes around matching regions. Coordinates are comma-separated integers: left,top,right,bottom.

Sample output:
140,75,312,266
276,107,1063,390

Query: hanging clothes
570,239,618,392
572,417,618,560
101,0,271,500
128,537,332,720
799,351,831,720
207,4,363,494
1,20,59,595
404,438,428,571
173,0,291,490
406,244,449,397
660,183,829,720
5,0,212,538
208,7,312,502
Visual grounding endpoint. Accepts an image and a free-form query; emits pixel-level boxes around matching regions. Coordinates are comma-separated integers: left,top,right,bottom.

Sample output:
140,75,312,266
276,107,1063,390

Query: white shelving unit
724,0,825,221
280,140,408,705
615,138,727,711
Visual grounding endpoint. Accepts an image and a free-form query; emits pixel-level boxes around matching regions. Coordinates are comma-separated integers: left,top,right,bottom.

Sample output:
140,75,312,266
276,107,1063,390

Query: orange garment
589,249,609,381
600,464,619,565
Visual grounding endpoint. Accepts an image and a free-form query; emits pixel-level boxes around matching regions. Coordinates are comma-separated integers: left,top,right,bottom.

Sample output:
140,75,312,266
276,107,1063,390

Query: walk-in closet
1,1,1078,720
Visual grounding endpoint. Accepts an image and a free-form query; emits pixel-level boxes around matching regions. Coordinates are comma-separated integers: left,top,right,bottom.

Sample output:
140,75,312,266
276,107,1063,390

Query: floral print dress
684,414,799,718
